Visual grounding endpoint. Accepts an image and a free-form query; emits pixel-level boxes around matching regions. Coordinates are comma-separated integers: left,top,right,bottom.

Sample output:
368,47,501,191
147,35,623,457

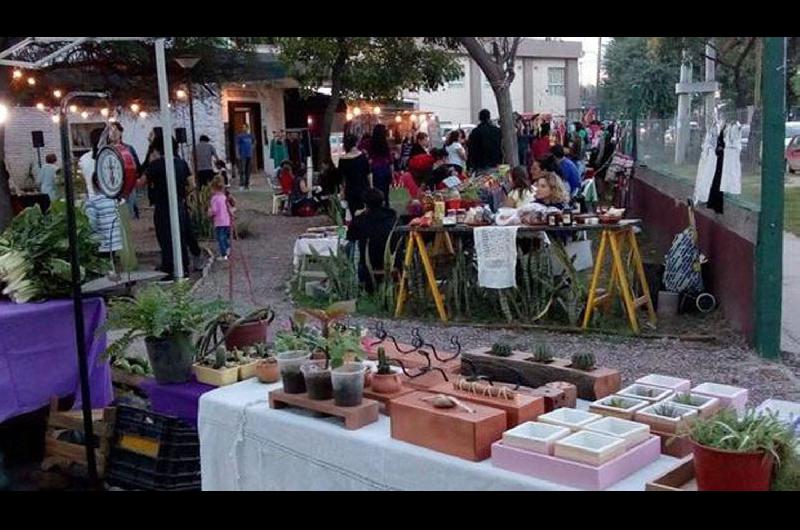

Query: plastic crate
113,406,199,459
110,447,200,475
106,461,201,491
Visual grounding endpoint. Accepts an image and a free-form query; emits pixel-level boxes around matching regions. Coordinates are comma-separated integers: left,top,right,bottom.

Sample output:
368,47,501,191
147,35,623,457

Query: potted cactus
570,352,596,371
247,343,280,384
530,343,554,364
370,347,402,394
489,342,513,357
194,346,242,387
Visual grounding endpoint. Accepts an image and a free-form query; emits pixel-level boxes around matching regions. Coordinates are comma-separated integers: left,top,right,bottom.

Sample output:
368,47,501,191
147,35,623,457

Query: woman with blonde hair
533,171,570,209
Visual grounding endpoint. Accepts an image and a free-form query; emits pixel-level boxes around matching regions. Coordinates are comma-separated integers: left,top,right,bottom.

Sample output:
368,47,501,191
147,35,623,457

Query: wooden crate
645,456,697,491
41,396,116,478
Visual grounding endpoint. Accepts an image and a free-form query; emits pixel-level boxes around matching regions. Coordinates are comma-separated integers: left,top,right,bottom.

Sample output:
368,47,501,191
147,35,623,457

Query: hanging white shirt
693,123,722,205
721,122,742,196
474,226,518,289
78,151,97,197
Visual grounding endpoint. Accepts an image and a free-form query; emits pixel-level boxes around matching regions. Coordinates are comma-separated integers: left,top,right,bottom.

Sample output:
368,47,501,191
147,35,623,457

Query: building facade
404,39,582,127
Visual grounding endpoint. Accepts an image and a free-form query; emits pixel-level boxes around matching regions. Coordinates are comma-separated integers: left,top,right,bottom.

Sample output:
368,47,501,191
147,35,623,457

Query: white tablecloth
292,236,340,269
198,379,680,491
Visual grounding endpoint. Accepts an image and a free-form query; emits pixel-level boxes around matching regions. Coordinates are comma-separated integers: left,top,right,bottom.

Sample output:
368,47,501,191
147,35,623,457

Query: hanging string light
395,115,402,123
100,108,109,118
52,89,62,99
12,69,22,80
130,103,140,113
139,111,148,118
51,115,60,124
353,107,362,117
27,77,36,86
373,106,381,116
69,104,78,114
346,112,353,121
176,89,187,100
81,111,89,119
35,102,45,111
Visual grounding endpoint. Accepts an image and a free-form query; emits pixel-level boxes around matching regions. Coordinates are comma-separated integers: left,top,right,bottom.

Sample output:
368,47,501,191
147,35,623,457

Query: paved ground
190,188,800,406
783,231,800,354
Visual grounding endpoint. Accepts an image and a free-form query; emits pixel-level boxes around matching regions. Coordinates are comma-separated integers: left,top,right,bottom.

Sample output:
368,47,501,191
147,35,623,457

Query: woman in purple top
369,124,393,207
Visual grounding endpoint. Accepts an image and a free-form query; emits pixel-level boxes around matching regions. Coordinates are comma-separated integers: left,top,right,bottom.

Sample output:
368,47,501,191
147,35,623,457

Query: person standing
369,124,393,208
467,109,502,171
399,133,414,170
208,176,232,260
78,128,104,198
531,122,552,162
338,134,372,218
409,132,429,157
84,172,123,256
37,153,59,204
194,135,218,189
236,124,254,191
445,129,467,173
346,188,397,293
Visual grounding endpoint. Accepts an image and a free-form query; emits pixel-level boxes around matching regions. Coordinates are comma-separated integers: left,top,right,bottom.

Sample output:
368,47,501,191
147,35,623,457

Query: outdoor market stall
198,378,680,491
0,298,113,423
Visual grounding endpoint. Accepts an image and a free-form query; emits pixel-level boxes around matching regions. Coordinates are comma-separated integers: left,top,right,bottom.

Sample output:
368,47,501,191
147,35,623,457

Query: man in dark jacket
467,109,503,171
346,188,397,293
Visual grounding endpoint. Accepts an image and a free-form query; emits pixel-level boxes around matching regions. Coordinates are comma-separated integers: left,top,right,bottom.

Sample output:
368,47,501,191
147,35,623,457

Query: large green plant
0,202,107,303
187,184,214,240
103,282,227,360
689,408,797,464
310,246,359,303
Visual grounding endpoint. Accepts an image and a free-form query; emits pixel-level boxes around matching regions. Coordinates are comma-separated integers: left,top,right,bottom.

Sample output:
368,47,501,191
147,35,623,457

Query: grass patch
785,188,800,237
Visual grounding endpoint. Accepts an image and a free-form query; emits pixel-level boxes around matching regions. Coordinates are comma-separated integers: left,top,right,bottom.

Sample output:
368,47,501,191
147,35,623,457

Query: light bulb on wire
346,112,353,121
100,108,109,118
12,69,22,80
176,89,187,100
373,107,381,115
52,89,62,99
81,111,89,119
51,115,60,124
27,77,36,86
139,111,148,118
36,102,45,111
395,115,401,123
130,103,140,113
353,107,361,117
69,105,78,114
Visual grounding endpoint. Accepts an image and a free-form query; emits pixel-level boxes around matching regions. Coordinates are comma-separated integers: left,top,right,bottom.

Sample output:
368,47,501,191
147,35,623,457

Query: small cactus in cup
570,351,596,371
377,347,392,375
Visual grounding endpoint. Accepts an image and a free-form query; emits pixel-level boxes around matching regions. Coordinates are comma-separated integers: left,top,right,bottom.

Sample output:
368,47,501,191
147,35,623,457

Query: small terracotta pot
691,440,774,491
371,372,402,394
255,358,280,384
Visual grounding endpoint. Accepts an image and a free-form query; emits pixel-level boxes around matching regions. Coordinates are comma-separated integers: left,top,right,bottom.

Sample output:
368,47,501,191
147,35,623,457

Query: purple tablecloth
0,298,113,423
140,376,215,426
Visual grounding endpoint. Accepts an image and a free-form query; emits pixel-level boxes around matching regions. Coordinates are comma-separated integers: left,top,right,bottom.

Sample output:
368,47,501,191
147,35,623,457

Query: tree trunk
493,85,518,166
318,39,348,166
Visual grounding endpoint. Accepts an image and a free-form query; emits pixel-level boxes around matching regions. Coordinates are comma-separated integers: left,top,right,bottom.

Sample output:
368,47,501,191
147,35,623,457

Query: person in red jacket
277,160,294,195
531,122,552,162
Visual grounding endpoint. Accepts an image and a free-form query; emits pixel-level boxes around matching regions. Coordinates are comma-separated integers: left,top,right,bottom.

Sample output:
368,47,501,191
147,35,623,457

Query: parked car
786,135,800,174
786,122,800,148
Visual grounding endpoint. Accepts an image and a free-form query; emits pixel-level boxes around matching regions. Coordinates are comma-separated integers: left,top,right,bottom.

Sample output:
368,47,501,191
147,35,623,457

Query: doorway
227,101,264,171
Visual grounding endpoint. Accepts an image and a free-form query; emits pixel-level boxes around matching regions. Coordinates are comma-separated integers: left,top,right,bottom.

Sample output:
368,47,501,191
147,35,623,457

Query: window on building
548,67,565,97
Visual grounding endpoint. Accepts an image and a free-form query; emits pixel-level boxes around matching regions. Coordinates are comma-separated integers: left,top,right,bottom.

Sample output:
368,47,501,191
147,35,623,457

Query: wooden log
462,348,621,401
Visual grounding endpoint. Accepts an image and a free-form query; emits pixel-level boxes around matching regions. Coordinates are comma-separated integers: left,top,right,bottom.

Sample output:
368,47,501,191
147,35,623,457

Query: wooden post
675,51,693,165
754,37,786,359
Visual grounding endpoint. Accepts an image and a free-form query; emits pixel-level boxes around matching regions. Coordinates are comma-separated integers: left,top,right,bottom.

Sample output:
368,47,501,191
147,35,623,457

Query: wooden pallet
268,389,379,430
41,396,116,478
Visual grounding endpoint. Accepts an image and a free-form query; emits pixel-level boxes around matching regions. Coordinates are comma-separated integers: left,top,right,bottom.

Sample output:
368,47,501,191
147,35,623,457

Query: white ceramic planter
589,395,650,420
691,383,748,413
665,393,721,419
635,374,691,393
617,383,674,403
554,431,627,466
502,421,571,455
634,402,698,434
537,408,602,432
583,417,651,450
756,399,800,425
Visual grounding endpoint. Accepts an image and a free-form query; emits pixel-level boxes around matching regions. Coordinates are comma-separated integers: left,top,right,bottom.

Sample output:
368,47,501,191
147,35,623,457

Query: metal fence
636,107,763,207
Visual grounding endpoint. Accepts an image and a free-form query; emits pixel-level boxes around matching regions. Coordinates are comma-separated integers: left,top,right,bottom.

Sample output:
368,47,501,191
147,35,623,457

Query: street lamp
175,56,200,182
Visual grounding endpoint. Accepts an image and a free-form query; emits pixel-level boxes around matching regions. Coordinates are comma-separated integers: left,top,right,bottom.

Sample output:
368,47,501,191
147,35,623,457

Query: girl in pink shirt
208,177,233,260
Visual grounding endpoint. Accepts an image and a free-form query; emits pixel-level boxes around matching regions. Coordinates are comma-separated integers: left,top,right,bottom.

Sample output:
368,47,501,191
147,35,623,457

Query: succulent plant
213,346,227,369
673,393,701,406
490,343,513,357
570,351,596,371
531,342,553,363
377,347,392,375
605,397,631,409
651,404,683,418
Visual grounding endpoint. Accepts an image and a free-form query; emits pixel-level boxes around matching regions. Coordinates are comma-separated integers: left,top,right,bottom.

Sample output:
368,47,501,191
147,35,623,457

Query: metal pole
155,38,184,279
755,37,786,359
675,50,692,165
58,96,99,488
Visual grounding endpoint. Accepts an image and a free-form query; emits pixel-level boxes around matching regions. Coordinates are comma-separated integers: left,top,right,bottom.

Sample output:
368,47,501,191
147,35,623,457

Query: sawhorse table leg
394,231,449,322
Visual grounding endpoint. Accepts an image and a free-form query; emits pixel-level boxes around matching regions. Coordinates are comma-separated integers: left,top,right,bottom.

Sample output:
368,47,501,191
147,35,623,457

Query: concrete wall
631,167,756,340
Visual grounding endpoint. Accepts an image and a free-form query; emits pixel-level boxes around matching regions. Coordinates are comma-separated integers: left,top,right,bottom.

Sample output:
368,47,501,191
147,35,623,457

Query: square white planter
554,431,627,466
589,395,650,420
666,393,721,419
635,374,691,393
583,417,651,450
617,383,674,403
537,408,602,432
634,402,698,434
502,421,571,455
756,399,800,425
691,383,748,413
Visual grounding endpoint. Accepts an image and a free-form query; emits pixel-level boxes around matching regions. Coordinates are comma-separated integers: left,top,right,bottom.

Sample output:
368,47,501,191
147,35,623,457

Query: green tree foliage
275,37,462,163
599,37,681,119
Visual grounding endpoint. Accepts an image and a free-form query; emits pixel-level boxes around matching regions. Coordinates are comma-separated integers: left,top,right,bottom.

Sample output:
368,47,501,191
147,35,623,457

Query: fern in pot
104,282,226,384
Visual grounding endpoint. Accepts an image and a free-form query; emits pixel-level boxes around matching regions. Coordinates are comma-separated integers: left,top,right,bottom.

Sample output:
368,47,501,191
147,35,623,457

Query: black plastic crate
106,461,200,491
114,406,198,445
110,447,200,475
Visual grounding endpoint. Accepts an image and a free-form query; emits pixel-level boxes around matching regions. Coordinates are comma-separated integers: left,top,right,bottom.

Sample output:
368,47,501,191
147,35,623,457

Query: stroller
662,199,717,313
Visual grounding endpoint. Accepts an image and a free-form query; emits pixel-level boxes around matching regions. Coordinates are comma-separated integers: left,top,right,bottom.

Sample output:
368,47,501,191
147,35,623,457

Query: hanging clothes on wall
694,124,720,204
270,137,288,166
706,126,727,214
721,122,742,196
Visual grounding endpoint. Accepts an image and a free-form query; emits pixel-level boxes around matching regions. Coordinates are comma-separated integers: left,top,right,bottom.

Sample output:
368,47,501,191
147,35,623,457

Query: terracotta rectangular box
390,391,507,461
427,381,545,428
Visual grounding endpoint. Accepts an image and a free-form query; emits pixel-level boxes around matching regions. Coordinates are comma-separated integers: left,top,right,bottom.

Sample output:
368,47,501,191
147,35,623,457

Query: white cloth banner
474,226,519,289
198,379,680,491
